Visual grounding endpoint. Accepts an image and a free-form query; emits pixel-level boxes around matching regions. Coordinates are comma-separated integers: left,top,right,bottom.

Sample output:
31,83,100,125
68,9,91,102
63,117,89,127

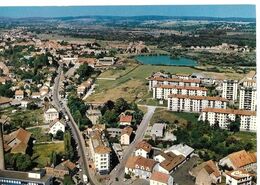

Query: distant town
0,6,257,185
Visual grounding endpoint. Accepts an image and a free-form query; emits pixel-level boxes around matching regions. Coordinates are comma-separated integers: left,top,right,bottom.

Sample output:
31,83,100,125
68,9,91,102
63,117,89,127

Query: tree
15,154,33,171
50,151,57,166
114,98,129,113
76,63,94,82
55,130,64,140
64,131,74,160
64,175,75,185
227,117,241,132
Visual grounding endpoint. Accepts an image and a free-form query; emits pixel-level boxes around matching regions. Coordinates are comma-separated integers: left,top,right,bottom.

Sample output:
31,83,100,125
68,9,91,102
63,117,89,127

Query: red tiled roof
202,108,256,116
168,94,228,101
120,115,132,123
228,150,256,169
150,171,170,184
136,141,152,153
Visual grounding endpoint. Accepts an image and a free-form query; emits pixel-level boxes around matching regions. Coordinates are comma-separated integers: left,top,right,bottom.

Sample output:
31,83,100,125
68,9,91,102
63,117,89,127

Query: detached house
120,126,133,145
15,90,24,101
150,171,174,185
190,160,222,185
125,156,158,179
44,108,59,123
48,119,65,135
219,150,256,172
119,115,133,126
135,141,152,158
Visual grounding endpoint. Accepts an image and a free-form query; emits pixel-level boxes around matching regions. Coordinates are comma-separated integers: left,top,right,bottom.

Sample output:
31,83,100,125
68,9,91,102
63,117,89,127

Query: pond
135,55,197,66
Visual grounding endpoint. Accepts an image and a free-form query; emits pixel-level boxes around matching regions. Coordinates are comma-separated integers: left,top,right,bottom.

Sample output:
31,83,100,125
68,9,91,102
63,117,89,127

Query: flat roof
0,170,51,183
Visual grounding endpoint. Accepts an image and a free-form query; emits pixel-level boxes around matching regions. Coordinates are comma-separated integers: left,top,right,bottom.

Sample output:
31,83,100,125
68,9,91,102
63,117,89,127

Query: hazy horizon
0,5,256,19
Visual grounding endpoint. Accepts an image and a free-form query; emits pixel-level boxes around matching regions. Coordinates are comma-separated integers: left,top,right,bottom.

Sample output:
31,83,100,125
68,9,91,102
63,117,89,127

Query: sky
0,5,256,18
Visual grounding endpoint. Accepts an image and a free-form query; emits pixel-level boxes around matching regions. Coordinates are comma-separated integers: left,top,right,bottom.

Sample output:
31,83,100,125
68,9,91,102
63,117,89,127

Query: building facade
239,87,257,111
200,108,256,131
167,95,227,113
222,80,238,101
152,85,207,100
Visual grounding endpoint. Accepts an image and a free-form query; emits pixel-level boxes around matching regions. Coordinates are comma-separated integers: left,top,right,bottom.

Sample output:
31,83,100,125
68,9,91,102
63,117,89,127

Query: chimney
0,123,5,170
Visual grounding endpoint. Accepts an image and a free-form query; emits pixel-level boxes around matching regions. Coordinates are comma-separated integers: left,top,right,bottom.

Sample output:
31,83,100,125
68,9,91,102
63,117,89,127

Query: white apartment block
222,80,238,101
226,170,253,185
239,87,256,111
153,85,207,100
167,94,227,113
242,79,256,88
200,108,256,131
89,130,111,174
148,77,200,91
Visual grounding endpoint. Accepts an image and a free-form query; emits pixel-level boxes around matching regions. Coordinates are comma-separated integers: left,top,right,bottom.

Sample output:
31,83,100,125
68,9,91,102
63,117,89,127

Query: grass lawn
27,127,52,143
3,108,44,126
86,64,201,103
98,64,138,79
150,108,199,127
233,131,256,152
33,143,64,167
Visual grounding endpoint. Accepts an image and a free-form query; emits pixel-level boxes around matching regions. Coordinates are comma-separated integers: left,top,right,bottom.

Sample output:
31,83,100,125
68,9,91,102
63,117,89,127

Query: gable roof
3,128,31,154
136,140,152,153
191,160,221,178
159,152,186,172
121,126,133,136
150,171,170,184
228,150,256,169
49,119,65,129
120,115,132,123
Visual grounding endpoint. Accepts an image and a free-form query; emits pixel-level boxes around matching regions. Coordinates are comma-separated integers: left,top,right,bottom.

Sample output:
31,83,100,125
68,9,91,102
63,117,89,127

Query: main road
52,64,100,185
108,105,156,185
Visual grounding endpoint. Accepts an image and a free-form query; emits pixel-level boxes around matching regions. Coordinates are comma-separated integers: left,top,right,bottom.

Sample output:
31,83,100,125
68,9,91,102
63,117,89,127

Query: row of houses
125,141,194,185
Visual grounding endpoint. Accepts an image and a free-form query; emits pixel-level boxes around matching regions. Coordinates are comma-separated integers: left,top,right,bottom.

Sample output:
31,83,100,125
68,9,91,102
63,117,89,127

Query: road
52,64,100,185
108,106,156,185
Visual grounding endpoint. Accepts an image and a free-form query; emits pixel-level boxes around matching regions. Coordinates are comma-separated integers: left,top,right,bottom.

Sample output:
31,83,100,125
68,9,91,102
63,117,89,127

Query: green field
33,143,64,167
87,64,201,103
27,127,52,143
150,108,199,127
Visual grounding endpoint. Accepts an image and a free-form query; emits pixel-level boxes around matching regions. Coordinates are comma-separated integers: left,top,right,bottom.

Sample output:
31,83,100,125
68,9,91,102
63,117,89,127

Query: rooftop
202,108,256,116
168,94,228,102
165,144,194,158
150,171,170,184
227,150,256,169
226,170,253,180
136,140,152,153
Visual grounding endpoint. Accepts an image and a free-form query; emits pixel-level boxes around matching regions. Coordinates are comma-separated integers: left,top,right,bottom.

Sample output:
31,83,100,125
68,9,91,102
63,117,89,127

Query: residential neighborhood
0,4,257,185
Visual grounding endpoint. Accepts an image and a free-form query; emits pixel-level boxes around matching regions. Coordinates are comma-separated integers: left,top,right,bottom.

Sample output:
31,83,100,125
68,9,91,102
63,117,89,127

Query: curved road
52,64,100,185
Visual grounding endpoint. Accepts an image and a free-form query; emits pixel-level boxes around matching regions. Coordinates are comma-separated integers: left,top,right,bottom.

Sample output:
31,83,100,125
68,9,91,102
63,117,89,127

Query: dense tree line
67,95,92,130
100,98,143,127
173,120,253,161
4,153,33,171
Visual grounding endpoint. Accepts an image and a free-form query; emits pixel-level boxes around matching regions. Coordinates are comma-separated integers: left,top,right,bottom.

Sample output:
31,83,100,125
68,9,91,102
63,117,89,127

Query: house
0,96,11,108
125,156,158,179
15,90,24,101
45,160,77,179
225,170,253,185
135,140,152,158
40,86,49,97
120,126,133,145
154,151,186,174
20,99,30,108
31,92,41,99
165,144,194,158
97,57,115,66
48,119,65,135
190,160,222,185
44,108,59,123
151,123,166,138
107,128,121,137
219,150,256,172
86,108,102,125
119,115,133,126
150,171,174,185
3,128,31,154
77,78,93,97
